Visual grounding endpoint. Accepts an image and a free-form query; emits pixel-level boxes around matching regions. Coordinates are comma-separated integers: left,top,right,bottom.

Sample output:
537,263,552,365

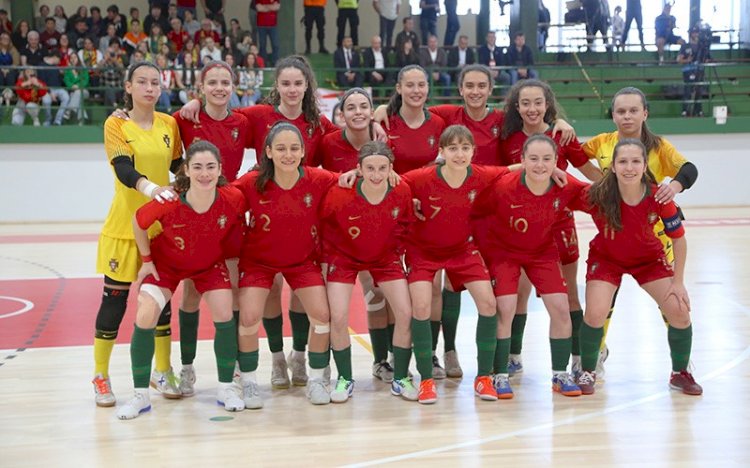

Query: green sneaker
390,377,418,401
330,376,354,403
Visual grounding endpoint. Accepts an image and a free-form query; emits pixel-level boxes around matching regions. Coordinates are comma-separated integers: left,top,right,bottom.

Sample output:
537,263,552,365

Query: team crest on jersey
427,135,435,148
109,258,119,273
553,198,561,212
248,215,256,228
163,134,171,148
491,125,499,137
217,215,227,229
306,126,314,138
590,262,598,273
231,128,239,141
468,190,477,202
391,207,400,219
327,263,336,274
303,193,313,208
648,212,658,224
310,225,318,238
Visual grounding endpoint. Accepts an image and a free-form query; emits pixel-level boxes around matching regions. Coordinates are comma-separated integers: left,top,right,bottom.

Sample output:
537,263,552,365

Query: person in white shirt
200,37,222,65
373,0,400,50
611,5,625,50
418,34,451,96
363,34,388,95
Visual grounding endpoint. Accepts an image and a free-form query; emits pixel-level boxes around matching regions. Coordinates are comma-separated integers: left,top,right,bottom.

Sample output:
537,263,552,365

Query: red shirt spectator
194,18,220,47
16,72,48,103
256,0,280,27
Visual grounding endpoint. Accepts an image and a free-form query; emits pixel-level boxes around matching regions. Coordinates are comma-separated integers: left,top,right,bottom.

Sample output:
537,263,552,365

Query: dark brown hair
173,140,227,192
386,64,429,117
264,55,322,133
457,63,494,89
256,122,305,193
522,133,558,158
612,87,662,154
502,79,565,139
439,124,475,148
123,61,161,111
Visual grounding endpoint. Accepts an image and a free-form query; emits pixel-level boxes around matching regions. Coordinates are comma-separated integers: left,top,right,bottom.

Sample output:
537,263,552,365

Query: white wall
1,133,748,223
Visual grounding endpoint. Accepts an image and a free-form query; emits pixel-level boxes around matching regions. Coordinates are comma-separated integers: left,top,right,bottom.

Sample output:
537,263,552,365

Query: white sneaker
431,354,447,379
217,384,245,412
307,377,331,405
596,345,609,382
92,374,116,407
242,380,264,409
150,368,182,399
444,350,463,378
571,355,582,378
372,360,394,383
330,377,354,403
390,377,419,401
116,391,151,420
271,354,290,389
179,365,196,397
288,350,308,386
508,354,524,377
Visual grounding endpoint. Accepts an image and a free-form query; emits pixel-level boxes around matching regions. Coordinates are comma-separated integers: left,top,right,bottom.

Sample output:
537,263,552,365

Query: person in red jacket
12,67,47,126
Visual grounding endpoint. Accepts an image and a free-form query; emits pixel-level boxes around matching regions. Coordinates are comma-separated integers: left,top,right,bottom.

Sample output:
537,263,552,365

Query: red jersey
232,167,337,268
174,109,252,182
237,104,338,167
472,171,589,261
167,30,190,52
402,164,509,259
316,130,361,172
387,110,445,174
135,185,246,272
15,77,48,103
194,29,221,46
429,105,505,166
588,184,685,267
499,130,589,170
321,181,413,264
256,0,279,27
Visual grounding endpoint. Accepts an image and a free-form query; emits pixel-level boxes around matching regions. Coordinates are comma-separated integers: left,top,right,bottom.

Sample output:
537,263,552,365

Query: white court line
345,296,750,467
0,296,34,319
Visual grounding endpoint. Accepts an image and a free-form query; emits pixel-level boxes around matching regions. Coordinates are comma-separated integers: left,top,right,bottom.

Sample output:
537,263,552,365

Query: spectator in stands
200,37,222,64
336,0,360,47
106,6,128,38
443,0,460,46
182,9,201,38
52,5,68,34
56,34,75,67
154,53,175,111
63,51,89,124
220,52,242,109
12,20,30,51
655,3,684,64
0,31,20,92
477,30,509,92
303,0,328,55
678,25,709,117
135,40,153,63
12,68,47,126
373,0,400,50
506,32,538,84
256,0,280,66
247,1,258,46
582,0,611,51
362,34,387,95
538,0,551,51
237,52,263,107
249,43,265,68
0,9,13,35
611,5,624,50
175,50,200,104
395,37,419,69
395,17,420,51
149,24,169,59
334,35,363,88
167,3,180,24
128,7,140,33
158,42,175,65
40,17,62,52
201,0,227,34
180,38,199,65
145,5,171,39
124,20,148,54
223,36,241,66
621,0,644,51
447,34,475,69
236,32,253,58
168,18,190,54
99,44,124,111
99,24,120,55
331,100,345,128
68,6,88,34
419,0,439,46
177,1,198,20
38,52,71,126
87,7,106,38
131,49,146,65
418,34,450,96
227,18,247,46
78,36,103,92
195,18,220,47
69,19,90,50
35,5,51,32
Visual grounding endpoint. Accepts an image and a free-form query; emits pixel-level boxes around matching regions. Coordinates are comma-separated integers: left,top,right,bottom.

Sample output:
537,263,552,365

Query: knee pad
94,286,130,338
157,300,172,327
309,318,330,334
238,321,261,336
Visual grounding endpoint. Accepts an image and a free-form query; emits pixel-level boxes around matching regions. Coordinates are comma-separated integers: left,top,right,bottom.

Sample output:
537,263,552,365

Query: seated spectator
223,36,242,65
105,5,127,39
395,17,420,51
149,24,169,57
655,3,684,63
418,34,450,96
249,44,265,68
144,5,171,37
0,8,13,35
99,45,124,111
237,52,263,107
56,34,75,67
168,17,190,54
12,68,47,126
0,31,20,92
127,7,140,33
167,3,181,24
200,37,222,64
194,18,220,48
63,52,89,123
236,32,253,58
68,6,88,34
506,32,538,84
477,30,510,93
175,51,200,104
40,17,61,52
227,18,247,45
447,34,476,81
124,19,148,54
52,5,68,34
99,24,119,55
362,35,388,96
130,49,146,65
78,36,103,69
110,39,129,67
21,28,68,115
395,37,419,69
182,9,201,38
12,20,30,51
135,40,153,64
179,38,199,65
35,5,51,33
87,7,106,39
331,100,345,128
69,18,91,50
221,53,242,109
155,53,175,111
334,36,363,88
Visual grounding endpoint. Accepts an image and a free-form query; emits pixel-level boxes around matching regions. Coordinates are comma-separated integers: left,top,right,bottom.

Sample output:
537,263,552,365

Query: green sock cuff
232,310,239,324
430,320,441,351
509,313,528,354
579,322,604,372
213,319,238,382
131,325,156,388
412,318,433,379
289,310,310,352
238,350,259,373
668,324,693,372
475,314,497,376
441,289,462,312
368,328,389,363
494,338,511,374
386,323,395,352
569,309,584,357
179,309,199,323
262,315,284,353
441,289,461,353
549,337,572,372
179,309,200,365
392,345,412,380
332,346,353,380
308,350,330,370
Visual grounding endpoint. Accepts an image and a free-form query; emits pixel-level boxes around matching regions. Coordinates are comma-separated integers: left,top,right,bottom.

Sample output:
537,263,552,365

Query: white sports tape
140,284,167,311
313,323,330,334
364,290,376,303
366,300,386,311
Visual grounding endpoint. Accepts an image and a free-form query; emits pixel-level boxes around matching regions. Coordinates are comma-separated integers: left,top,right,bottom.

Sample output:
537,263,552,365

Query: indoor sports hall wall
1,133,748,223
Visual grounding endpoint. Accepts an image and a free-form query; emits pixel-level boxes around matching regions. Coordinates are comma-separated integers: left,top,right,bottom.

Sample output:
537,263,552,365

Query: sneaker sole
117,405,151,420
579,387,596,395
95,399,116,408
474,391,498,402
553,386,582,397
669,383,703,396
418,397,437,405
271,382,291,390
292,379,308,387
497,392,514,400
446,370,463,378
217,400,245,412
149,382,183,399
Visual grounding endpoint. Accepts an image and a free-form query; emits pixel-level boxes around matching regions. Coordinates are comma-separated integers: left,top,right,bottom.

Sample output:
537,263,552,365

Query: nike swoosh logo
125,139,135,143
173,224,186,228
511,149,520,154
428,196,440,201
259,200,272,205
266,124,274,129
333,157,345,161
348,215,361,220
511,204,522,209
388,135,400,140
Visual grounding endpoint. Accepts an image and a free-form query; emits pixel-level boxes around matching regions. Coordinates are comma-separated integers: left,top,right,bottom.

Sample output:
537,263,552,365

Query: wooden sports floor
1,208,749,467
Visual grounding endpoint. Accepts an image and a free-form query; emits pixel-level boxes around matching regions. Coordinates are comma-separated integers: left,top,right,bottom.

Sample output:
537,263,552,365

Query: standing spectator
227,18,247,46
443,0,459,46
63,52,90,123
418,34,450,96
373,0,400,50
477,30,509,93
99,42,124,111
127,7,141,32
87,7,106,38
395,16,419,51
507,32,538,84
395,37,419,68
419,0,439,46
303,0,329,55
621,0,644,50
611,5,624,50
362,35,387,94
201,0,226,34
144,5,171,38
582,0,610,51
0,31,20,93
167,3,180,24
655,3,684,64
447,34,475,80
336,0,360,48
52,5,68,34
36,5,51,32
334,36,363,88
183,10,201,38
248,1,259,46
175,50,200,104
124,20,148,54
12,20,30,51
256,0,280,66
168,18,190,54
237,52,263,107
678,25,709,117
0,8,14,35
200,37,222,64
538,0,551,51
12,68,47,126
40,17,62,52
105,6,128,39
194,18,220,47
99,24,119,55
177,1,198,19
